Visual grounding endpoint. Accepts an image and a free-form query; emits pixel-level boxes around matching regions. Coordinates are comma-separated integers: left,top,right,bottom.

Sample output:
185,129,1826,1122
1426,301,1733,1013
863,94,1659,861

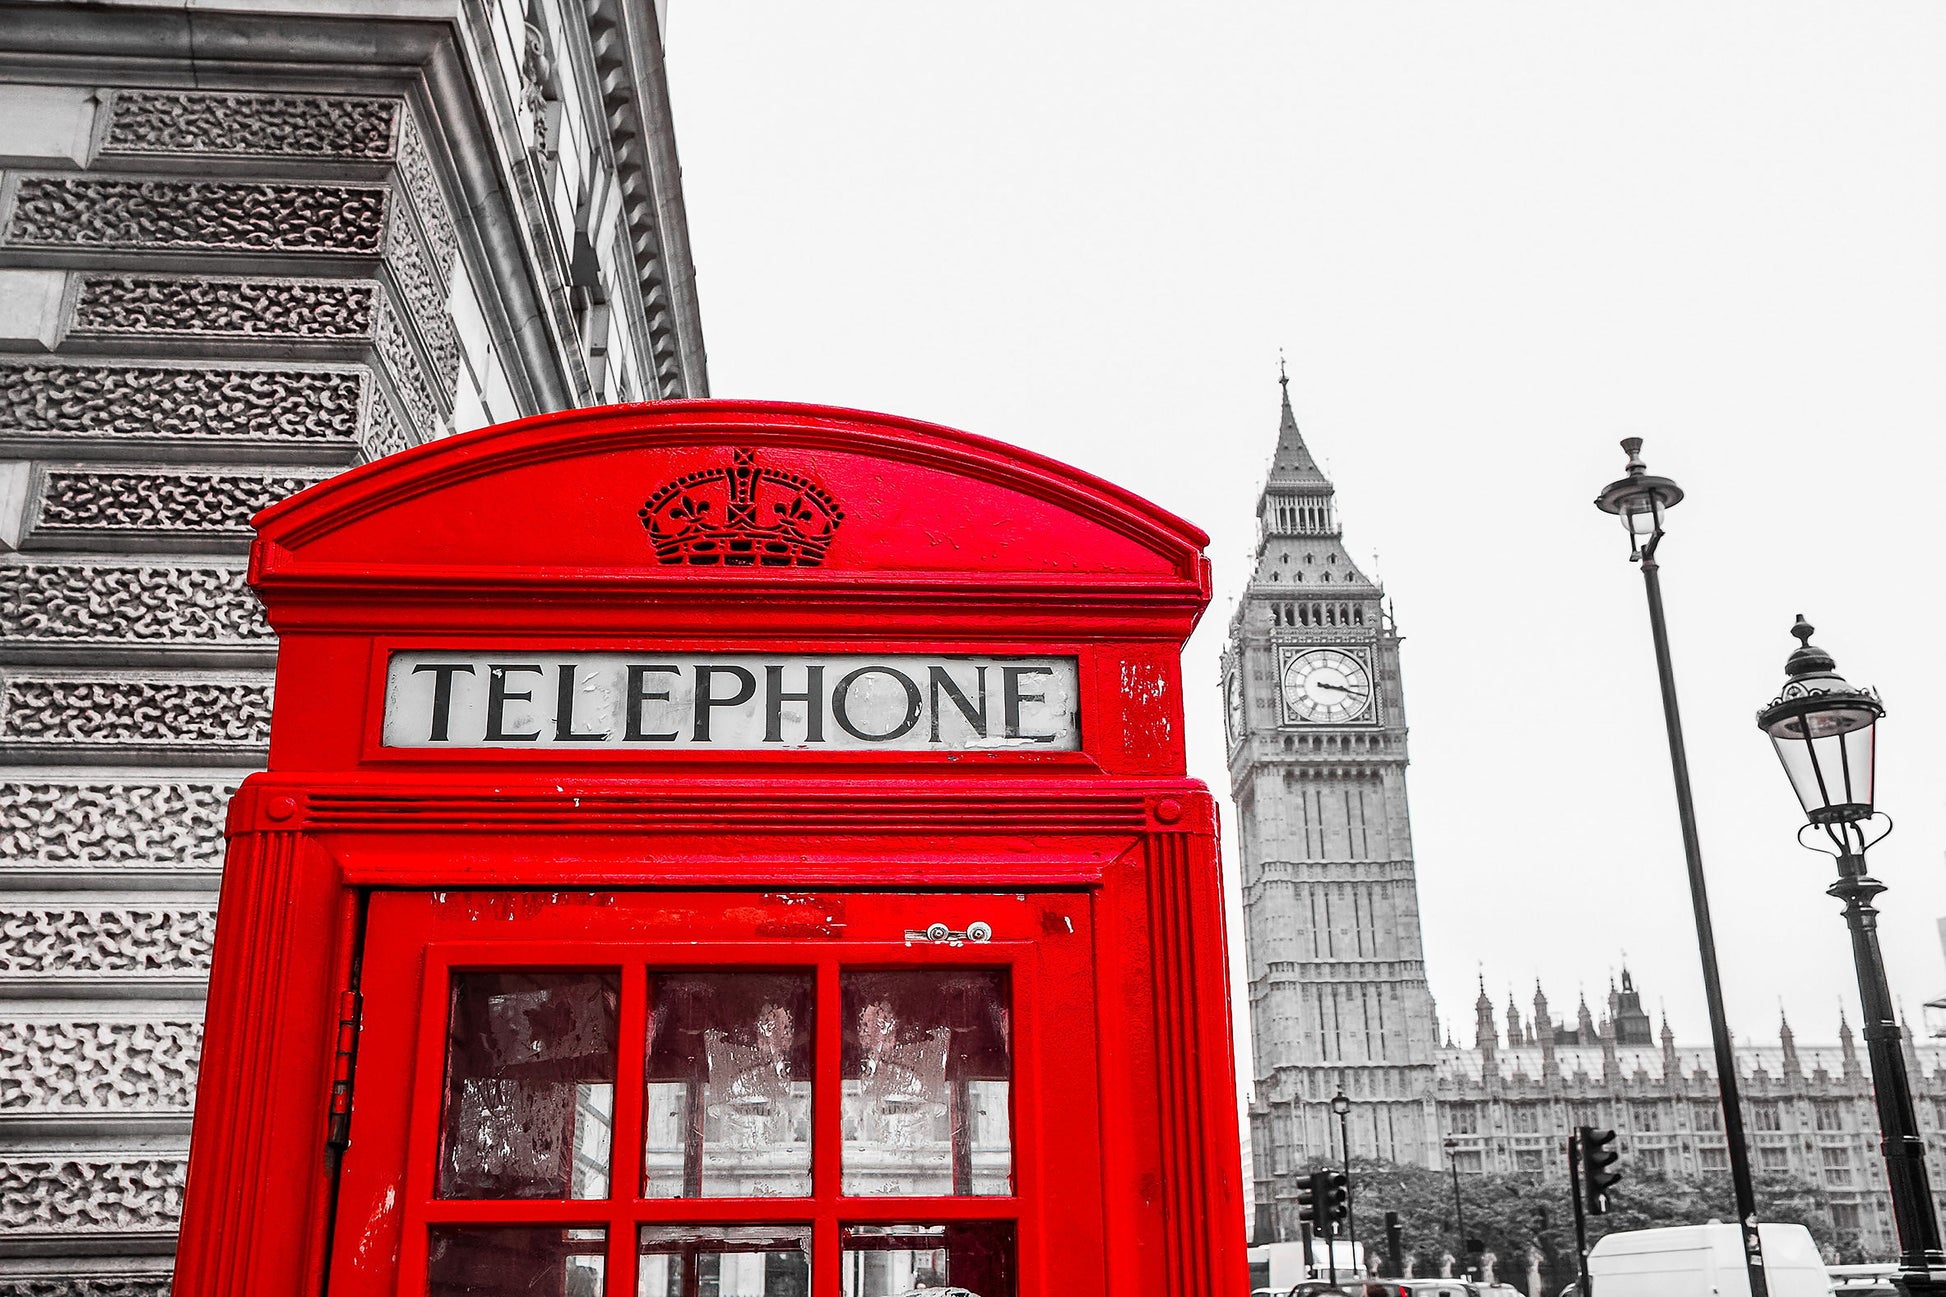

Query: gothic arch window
1271,572,1280,583
1320,573,1331,583
1328,554,1337,565
1354,606,1365,625
1295,572,1304,583
1305,554,1314,565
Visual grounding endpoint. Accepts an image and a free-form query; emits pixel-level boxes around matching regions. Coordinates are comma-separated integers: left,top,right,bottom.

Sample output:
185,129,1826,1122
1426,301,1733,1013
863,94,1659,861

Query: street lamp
1758,617,1946,1294
1332,1089,1356,1269
1443,1137,1469,1280
1593,438,1769,1297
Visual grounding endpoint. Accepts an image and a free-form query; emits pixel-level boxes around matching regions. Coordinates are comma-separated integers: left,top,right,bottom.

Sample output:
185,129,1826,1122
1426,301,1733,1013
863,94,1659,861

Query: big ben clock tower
1225,372,1441,1236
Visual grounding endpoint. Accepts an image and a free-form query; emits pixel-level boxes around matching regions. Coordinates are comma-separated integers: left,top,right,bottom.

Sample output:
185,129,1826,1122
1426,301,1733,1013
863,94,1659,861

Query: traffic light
1578,1126,1621,1214
1320,1169,1349,1227
1296,1171,1320,1227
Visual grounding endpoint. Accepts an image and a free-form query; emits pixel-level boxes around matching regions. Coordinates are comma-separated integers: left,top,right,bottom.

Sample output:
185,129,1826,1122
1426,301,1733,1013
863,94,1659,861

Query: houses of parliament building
1225,377,1946,1256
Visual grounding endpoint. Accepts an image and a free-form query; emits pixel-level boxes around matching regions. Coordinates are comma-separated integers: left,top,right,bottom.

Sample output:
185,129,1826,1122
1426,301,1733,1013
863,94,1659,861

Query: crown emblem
639,448,844,566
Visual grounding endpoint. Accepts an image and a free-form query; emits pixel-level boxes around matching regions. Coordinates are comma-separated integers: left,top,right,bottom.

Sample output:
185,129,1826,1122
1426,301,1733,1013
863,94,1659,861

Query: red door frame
171,401,1246,1296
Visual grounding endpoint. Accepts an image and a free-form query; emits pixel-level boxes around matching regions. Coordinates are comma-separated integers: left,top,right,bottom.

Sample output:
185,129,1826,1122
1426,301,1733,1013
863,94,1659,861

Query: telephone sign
172,402,1245,1297
382,650,1081,750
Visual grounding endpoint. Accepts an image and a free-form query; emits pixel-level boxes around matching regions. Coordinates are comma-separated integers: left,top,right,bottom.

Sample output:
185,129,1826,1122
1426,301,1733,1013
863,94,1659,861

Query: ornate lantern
1756,615,1884,829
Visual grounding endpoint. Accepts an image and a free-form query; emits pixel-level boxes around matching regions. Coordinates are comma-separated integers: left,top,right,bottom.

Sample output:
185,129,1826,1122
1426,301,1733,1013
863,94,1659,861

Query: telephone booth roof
250,399,1211,635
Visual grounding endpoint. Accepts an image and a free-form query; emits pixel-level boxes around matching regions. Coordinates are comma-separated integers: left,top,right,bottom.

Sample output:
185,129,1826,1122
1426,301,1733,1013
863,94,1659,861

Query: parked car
1358,1282,1473,1297
1469,1286,1523,1297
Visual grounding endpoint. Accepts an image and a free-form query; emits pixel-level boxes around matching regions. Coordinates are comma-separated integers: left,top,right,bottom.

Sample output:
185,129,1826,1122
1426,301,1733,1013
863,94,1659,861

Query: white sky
664,3,1946,1076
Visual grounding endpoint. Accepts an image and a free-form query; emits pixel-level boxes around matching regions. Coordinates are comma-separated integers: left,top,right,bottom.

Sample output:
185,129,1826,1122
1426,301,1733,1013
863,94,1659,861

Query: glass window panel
841,971,1012,1197
427,1226,606,1297
644,972,813,1199
638,1225,811,1297
839,1222,1015,1297
439,971,618,1200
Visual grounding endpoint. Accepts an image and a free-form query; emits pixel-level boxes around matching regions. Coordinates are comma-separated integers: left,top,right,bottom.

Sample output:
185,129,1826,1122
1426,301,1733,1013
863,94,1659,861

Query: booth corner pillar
173,400,1247,1297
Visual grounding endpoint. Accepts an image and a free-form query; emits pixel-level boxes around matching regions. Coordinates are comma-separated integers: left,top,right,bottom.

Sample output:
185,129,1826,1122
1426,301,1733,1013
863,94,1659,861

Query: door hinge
326,986,363,1152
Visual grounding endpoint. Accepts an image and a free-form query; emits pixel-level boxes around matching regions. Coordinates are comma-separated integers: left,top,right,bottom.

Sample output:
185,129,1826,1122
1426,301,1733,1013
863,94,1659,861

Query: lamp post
1332,1088,1356,1270
1593,438,1769,1297
1443,1136,1468,1279
1757,617,1946,1294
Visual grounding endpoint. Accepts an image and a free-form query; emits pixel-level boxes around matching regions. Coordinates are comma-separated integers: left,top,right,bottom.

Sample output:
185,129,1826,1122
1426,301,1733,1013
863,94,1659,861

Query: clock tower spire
1224,377,1441,1240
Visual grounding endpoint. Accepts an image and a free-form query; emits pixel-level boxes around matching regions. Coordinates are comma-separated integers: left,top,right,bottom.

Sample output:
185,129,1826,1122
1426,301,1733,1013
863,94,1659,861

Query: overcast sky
664,3,1946,1076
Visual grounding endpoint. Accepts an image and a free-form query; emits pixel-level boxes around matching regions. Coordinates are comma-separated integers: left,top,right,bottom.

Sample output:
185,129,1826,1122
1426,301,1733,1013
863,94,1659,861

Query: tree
1345,1157,1861,1294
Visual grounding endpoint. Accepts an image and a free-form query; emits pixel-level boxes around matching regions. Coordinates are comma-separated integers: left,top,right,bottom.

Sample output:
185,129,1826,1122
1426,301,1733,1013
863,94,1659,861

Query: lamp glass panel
1771,721,1876,819
1771,733,1829,816
1840,723,1877,811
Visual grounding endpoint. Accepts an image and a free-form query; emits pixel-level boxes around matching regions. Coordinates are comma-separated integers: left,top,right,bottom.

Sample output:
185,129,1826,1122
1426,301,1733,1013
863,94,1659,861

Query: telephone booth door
328,890,1102,1297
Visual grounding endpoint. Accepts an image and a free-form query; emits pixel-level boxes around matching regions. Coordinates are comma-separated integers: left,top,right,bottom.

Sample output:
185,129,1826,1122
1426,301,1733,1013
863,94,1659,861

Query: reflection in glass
841,971,1012,1196
839,1221,1015,1297
638,1225,811,1297
427,1225,606,1297
439,971,618,1200
644,972,814,1198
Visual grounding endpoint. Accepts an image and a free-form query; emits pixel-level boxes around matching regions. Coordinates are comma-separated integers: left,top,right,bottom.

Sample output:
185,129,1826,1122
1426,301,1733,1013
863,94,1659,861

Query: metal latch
907,920,993,945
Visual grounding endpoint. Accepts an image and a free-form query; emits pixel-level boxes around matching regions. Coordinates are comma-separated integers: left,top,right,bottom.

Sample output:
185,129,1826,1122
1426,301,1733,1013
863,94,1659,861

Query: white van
1587,1223,1830,1297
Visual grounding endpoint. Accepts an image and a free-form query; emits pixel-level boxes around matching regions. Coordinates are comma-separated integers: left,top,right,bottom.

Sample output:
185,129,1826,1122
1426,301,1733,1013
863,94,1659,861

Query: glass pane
638,1225,811,1297
839,1222,1015,1297
427,1226,606,1297
841,971,1011,1197
439,971,619,1200
644,972,814,1198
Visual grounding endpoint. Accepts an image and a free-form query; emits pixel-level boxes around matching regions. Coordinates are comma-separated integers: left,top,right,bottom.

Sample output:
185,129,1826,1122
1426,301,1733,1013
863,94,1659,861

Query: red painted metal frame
171,400,1246,1296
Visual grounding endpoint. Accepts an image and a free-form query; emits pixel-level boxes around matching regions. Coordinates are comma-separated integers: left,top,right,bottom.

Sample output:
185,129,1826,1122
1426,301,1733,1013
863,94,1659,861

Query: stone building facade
1441,972,1946,1258
1229,385,1946,1258
0,1,706,1287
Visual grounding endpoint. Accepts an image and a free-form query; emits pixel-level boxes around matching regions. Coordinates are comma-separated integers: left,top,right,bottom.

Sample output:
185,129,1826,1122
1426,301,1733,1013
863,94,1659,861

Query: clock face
1225,671,1244,745
1280,648,1375,725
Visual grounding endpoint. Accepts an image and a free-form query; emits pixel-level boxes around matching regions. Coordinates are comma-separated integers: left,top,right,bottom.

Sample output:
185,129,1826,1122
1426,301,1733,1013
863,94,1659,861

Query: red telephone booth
172,401,1244,1297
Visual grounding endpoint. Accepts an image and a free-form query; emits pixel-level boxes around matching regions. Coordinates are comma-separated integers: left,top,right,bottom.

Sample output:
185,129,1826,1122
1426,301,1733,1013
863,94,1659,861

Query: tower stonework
1226,379,1441,1238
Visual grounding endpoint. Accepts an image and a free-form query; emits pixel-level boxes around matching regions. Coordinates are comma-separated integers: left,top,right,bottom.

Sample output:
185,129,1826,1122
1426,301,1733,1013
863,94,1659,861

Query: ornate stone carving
0,565,268,645
0,909,214,975
4,178,387,255
382,214,460,389
0,678,271,748
0,1020,202,1111
71,276,376,340
0,1157,184,1232
103,90,399,159
33,469,321,536
0,781,235,866
359,394,412,463
0,362,364,443
0,1279,173,1297
395,109,456,270
374,294,443,435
